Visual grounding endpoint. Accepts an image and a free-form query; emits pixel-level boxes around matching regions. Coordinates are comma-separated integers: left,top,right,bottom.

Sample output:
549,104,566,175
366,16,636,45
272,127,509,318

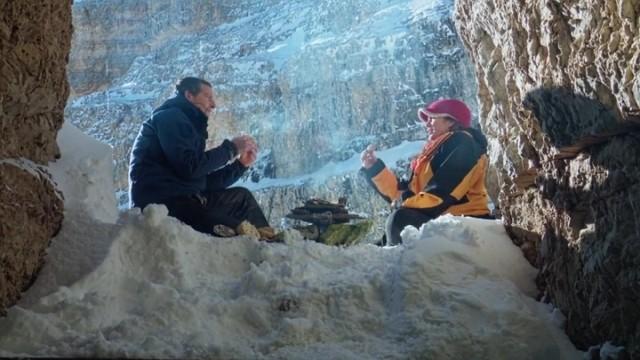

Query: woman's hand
360,144,377,169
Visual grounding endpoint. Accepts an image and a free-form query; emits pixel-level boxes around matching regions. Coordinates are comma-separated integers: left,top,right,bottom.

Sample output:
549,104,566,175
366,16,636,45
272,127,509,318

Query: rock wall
0,1,70,314
455,0,640,356
69,0,250,96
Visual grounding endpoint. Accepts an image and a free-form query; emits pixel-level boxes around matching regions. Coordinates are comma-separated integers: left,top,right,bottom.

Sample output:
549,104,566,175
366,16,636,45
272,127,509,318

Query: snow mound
49,122,118,224
0,209,581,359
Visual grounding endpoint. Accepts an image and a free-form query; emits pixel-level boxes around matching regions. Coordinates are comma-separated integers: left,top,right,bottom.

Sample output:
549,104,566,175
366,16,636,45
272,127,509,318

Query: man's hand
231,134,256,155
239,144,258,167
232,134,258,167
360,144,377,169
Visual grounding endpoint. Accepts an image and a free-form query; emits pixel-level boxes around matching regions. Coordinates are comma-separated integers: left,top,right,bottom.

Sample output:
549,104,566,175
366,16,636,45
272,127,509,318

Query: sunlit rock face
68,0,246,97
455,0,640,355
0,1,70,313
64,0,478,208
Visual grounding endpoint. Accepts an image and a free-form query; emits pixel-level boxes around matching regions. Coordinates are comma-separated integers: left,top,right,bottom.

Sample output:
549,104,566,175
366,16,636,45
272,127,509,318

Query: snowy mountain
65,0,478,222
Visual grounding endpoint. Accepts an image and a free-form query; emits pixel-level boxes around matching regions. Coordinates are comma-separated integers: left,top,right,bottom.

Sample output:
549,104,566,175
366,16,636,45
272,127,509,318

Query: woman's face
425,116,455,138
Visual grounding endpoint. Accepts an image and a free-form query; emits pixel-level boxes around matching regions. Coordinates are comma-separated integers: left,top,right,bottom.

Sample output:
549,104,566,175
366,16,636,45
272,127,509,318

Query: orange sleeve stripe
371,167,401,201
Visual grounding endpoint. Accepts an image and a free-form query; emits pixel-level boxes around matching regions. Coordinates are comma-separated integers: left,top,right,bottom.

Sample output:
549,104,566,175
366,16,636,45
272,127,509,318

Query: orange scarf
410,132,453,172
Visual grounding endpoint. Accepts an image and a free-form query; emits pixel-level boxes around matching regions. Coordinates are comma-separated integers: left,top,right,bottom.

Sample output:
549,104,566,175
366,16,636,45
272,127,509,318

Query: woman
361,99,491,245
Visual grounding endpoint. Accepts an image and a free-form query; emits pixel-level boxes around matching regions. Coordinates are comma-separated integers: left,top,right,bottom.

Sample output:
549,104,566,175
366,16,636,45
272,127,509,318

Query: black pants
162,187,269,236
385,208,435,246
385,208,494,245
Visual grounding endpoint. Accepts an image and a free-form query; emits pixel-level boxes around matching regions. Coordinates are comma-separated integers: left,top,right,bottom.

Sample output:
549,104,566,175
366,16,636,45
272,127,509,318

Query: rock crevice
455,0,640,355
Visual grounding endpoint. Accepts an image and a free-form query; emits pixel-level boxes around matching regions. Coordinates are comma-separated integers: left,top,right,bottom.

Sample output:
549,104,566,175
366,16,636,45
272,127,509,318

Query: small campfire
285,198,370,246
286,197,363,226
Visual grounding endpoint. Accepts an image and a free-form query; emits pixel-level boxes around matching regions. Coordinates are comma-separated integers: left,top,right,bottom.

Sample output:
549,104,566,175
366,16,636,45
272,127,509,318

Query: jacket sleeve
360,159,401,203
155,110,237,179
205,161,247,191
403,131,482,211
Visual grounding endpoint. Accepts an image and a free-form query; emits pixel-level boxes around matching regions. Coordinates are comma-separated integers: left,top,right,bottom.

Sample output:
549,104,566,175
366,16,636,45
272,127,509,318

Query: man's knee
227,186,255,200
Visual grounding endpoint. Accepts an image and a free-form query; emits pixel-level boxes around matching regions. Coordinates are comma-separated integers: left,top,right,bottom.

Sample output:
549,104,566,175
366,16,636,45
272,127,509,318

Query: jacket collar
155,94,209,135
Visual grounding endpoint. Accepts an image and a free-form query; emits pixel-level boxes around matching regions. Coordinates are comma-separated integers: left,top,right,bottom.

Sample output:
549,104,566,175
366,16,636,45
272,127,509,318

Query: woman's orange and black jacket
362,128,490,217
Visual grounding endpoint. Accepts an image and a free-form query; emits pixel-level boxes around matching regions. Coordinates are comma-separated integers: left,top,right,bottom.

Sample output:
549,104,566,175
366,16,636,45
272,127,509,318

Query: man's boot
236,221,261,239
258,226,285,243
257,226,276,239
213,224,236,237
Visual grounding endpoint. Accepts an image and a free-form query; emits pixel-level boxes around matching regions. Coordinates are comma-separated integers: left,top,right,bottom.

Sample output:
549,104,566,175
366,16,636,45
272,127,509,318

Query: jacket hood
154,94,208,127
463,127,488,154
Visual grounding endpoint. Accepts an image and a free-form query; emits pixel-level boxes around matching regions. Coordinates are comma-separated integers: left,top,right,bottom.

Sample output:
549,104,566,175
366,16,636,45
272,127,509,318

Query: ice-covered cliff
65,0,478,224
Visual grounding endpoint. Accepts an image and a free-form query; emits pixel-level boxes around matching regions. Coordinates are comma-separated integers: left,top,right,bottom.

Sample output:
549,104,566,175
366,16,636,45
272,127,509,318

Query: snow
48,122,119,224
409,0,451,21
0,122,583,358
264,26,307,70
241,140,424,191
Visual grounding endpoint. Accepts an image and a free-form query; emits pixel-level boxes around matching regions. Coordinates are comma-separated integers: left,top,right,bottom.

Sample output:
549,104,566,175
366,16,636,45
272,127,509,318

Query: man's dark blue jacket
129,94,246,209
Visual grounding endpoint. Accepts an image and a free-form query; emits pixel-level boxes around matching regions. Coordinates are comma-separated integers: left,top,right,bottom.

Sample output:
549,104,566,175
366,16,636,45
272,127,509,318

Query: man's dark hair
175,77,211,96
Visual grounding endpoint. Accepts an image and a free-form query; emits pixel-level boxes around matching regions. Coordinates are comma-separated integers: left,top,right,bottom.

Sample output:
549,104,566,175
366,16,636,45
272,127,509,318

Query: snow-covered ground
0,124,583,359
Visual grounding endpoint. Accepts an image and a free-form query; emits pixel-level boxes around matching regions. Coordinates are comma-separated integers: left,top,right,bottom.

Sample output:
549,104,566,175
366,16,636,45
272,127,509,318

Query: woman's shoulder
441,130,473,147
435,129,487,156
462,128,488,152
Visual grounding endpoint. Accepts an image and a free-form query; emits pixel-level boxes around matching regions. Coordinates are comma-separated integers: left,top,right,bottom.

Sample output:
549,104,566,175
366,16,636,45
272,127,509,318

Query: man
129,77,275,240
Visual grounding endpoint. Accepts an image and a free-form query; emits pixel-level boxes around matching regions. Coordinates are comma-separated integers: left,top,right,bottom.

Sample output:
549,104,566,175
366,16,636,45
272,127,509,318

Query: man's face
186,84,216,116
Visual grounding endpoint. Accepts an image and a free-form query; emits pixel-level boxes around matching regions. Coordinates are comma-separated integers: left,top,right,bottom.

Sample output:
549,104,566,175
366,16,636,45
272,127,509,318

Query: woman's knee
387,208,415,228
385,208,433,245
385,209,402,230
385,209,406,245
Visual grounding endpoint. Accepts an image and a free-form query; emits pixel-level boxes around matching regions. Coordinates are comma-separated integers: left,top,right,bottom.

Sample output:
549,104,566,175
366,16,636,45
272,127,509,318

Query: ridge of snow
0,116,582,359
